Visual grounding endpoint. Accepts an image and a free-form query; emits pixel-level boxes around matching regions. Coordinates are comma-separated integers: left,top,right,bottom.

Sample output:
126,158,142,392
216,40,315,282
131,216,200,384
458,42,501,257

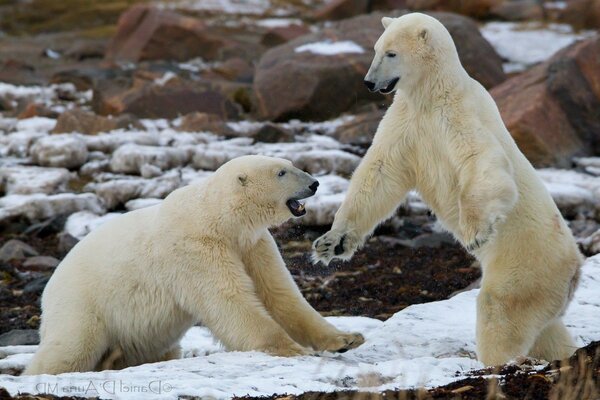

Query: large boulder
407,0,496,19
491,35,600,167
254,11,505,121
52,109,141,135
554,0,600,30
105,5,230,63
92,73,242,119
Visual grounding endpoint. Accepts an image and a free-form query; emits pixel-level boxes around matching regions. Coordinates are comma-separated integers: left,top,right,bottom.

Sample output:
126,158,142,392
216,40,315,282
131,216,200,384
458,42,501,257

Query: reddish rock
254,11,504,121
556,0,600,29
370,0,409,11
17,103,58,120
491,35,600,167
93,74,241,120
329,109,386,145
261,24,311,47
52,108,142,135
105,4,229,63
313,0,370,21
212,58,254,83
490,0,544,21
177,112,235,135
407,0,496,18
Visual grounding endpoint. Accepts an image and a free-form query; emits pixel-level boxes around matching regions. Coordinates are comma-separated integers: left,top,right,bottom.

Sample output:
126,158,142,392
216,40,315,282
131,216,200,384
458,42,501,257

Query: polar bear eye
386,52,397,58
278,170,286,177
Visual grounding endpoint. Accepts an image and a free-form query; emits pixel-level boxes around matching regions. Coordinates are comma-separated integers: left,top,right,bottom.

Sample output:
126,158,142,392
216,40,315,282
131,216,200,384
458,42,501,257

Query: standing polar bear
313,13,582,366
25,155,364,375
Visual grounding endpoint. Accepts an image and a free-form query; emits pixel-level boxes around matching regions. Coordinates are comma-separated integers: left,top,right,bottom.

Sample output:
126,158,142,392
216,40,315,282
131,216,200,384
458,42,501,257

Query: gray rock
0,239,39,262
22,255,60,270
23,276,50,294
0,329,40,346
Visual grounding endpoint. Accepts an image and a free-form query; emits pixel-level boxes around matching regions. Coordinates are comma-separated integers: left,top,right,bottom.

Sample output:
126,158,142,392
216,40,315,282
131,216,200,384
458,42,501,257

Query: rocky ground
1,0,600,399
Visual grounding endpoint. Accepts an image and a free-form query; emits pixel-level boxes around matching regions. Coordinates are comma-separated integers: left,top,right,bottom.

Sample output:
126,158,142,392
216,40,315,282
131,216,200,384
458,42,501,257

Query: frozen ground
0,255,598,399
480,21,594,73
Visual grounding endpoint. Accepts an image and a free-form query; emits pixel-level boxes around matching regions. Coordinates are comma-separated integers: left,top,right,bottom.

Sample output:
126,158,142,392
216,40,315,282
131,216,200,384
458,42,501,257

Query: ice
295,40,365,56
0,166,73,195
84,170,182,209
110,144,193,175
1,255,598,399
480,22,594,72
64,211,121,240
30,134,88,169
0,193,105,222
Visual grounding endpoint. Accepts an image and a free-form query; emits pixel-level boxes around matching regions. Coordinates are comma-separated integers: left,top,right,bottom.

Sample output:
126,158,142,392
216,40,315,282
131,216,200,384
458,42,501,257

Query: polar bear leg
178,249,308,357
243,234,364,352
528,319,576,361
476,287,545,366
24,319,108,375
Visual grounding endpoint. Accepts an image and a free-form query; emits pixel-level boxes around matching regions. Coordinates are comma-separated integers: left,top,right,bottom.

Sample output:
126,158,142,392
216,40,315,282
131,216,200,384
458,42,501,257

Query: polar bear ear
381,17,394,29
419,28,428,41
237,174,248,186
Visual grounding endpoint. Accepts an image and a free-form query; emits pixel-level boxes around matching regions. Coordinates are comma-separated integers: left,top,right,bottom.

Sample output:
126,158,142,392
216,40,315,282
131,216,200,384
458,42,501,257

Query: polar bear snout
309,180,319,193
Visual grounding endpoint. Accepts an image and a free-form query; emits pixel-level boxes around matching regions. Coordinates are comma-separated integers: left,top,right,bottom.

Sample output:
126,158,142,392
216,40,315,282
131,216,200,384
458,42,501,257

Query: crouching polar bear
25,155,364,375
313,13,582,366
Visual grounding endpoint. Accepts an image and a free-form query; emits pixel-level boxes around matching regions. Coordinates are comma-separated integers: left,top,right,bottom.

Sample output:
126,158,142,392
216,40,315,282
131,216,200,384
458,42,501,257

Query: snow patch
295,40,364,56
1,256,599,399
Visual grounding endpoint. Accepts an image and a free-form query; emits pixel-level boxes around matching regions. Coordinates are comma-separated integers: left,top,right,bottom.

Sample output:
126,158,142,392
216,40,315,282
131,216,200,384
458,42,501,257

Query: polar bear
25,155,364,375
312,13,582,366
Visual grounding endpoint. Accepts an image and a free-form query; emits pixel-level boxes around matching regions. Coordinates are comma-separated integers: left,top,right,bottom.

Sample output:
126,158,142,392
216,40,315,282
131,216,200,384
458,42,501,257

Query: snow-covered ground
480,22,594,73
1,255,598,399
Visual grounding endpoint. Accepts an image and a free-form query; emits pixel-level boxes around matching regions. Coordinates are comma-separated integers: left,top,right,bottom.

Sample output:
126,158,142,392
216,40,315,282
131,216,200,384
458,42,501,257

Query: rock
64,39,106,61
52,109,142,135
288,150,361,176
261,25,311,47
110,144,193,175
253,123,295,143
17,103,58,119
177,112,234,135
556,0,600,30
370,0,409,10
30,134,88,169
0,166,73,195
580,228,600,255
407,0,497,19
84,171,182,209
312,0,370,21
0,239,39,262
254,11,504,121
490,0,544,21
57,231,79,254
92,76,241,120
105,4,230,63
22,255,60,271
212,58,254,83
491,35,600,167
23,276,50,294
0,193,106,223
328,110,385,145
0,329,39,346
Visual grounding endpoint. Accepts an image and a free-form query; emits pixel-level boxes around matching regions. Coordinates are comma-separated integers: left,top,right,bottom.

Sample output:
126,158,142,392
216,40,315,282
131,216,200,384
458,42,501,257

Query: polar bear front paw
312,229,360,265
463,220,497,252
316,332,365,353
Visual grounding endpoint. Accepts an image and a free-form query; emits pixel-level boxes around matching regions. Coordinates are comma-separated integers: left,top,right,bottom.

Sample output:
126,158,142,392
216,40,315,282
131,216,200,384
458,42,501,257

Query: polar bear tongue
286,199,306,217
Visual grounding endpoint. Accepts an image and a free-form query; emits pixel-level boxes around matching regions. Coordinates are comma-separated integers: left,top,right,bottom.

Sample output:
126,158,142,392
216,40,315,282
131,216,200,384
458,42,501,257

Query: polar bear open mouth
380,77,400,94
286,199,307,217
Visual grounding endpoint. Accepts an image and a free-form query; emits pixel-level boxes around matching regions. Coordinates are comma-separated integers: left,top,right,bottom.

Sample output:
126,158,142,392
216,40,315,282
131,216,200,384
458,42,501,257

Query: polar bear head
216,155,319,226
364,12,460,94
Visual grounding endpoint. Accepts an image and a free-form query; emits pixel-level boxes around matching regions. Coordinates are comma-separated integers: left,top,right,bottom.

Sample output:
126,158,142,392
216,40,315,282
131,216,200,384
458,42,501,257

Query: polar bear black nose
309,181,319,193
364,80,376,91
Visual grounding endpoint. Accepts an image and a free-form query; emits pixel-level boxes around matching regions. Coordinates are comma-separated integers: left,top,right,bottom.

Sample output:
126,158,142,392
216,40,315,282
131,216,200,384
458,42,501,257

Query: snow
64,211,121,240
162,0,271,15
480,22,594,73
0,166,73,195
0,193,105,223
255,18,303,28
538,168,600,215
295,40,364,56
1,255,599,399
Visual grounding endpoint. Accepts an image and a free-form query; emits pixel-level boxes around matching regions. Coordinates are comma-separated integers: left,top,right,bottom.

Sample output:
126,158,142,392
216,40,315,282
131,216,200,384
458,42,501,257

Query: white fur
25,155,364,375
313,13,582,366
